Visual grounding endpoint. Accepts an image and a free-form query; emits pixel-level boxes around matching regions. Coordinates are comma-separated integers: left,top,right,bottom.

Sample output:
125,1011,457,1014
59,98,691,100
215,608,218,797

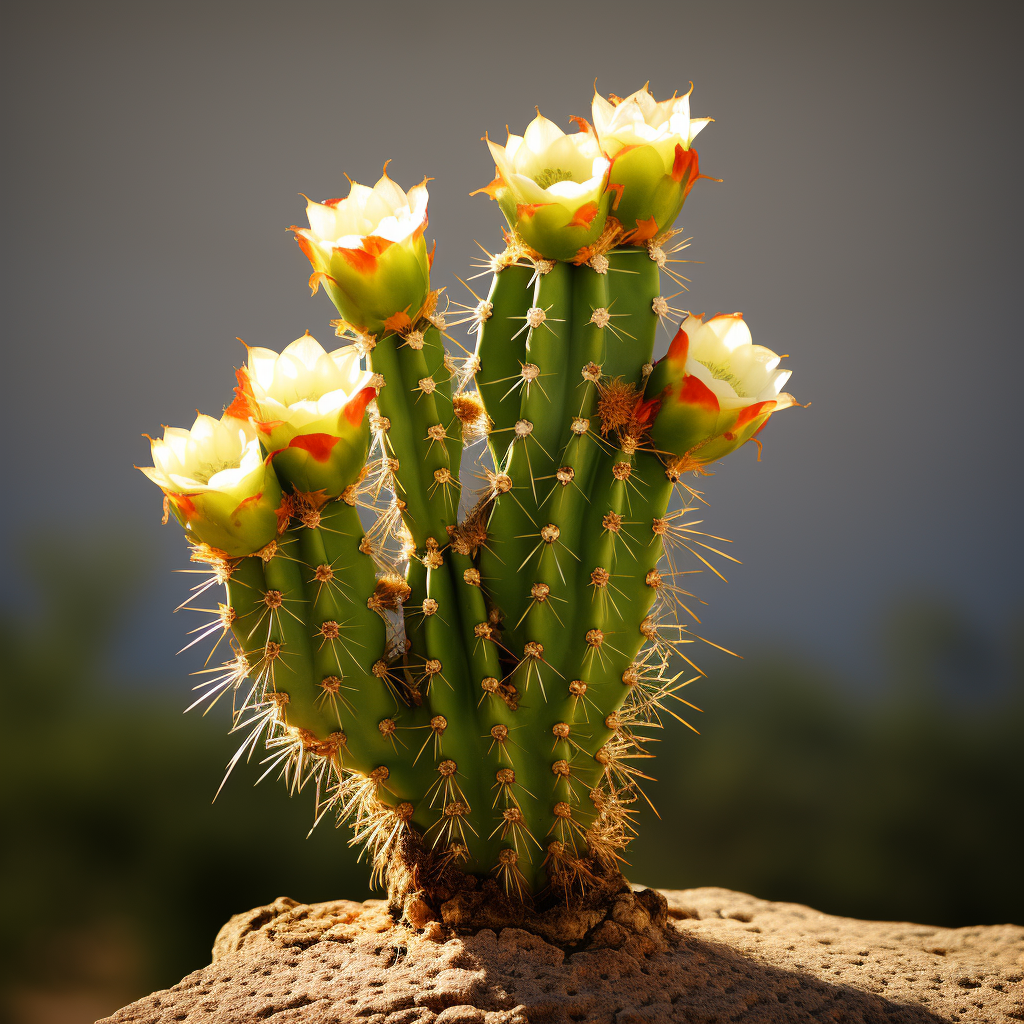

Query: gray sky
4,0,1021,683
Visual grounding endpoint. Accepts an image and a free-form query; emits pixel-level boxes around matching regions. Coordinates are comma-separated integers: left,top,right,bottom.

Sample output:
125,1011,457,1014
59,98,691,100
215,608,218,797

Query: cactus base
383,828,665,944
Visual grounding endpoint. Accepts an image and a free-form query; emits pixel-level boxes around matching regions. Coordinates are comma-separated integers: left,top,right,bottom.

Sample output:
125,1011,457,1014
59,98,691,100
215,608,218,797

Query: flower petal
523,111,566,151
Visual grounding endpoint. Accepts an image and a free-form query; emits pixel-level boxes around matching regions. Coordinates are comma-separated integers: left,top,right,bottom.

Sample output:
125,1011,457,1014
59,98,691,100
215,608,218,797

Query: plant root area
102,888,1023,1023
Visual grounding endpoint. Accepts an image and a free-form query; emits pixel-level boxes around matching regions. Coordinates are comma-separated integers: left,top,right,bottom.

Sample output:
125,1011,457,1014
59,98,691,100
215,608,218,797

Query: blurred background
3,0,1022,1019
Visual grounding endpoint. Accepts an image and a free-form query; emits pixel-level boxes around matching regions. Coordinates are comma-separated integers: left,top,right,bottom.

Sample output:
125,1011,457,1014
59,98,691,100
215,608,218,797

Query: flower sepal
260,394,374,497
607,142,701,243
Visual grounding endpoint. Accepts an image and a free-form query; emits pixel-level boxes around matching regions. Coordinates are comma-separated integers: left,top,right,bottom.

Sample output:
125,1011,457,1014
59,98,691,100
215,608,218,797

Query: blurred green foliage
0,540,373,1019
1,542,1020,1020
630,604,1024,927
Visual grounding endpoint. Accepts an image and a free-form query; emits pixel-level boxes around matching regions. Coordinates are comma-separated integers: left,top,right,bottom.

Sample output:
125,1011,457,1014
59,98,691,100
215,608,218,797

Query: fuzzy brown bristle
368,574,412,612
449,500,491,557
664,453,712,481
452,391,492,445
500,228,539,266
596,378,639,436
571,217,624,267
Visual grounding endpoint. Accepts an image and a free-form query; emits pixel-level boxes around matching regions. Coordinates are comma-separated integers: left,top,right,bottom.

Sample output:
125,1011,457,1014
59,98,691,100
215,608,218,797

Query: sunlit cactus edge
138,83,798,912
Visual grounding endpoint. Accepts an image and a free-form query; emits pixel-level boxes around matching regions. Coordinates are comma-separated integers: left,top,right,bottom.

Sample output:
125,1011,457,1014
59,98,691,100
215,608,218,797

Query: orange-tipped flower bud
139,413,284,557
478,111,612,262
291,168,432,335
592,84,711,242
646,314,797,467
234,333,374,497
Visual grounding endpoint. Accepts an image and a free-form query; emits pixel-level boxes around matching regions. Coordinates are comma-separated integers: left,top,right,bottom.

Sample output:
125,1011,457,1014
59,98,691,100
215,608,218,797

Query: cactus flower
646,313,796,467
232,333,376,497
592,85,711,242
291,169,432,336
139,414,284,557
480,112,612,262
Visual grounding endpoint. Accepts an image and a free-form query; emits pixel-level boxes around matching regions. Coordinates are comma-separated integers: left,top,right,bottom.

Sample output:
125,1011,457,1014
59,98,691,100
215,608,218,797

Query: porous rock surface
101,888,1024,1023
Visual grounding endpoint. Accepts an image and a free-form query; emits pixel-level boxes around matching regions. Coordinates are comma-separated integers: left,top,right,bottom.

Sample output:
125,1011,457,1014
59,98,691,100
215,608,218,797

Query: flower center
696,359,749,397
533,167,576,189
188,456,234,484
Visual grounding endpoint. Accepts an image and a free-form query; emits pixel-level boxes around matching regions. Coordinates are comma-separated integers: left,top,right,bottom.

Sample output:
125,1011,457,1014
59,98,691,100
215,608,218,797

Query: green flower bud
592,84,711,242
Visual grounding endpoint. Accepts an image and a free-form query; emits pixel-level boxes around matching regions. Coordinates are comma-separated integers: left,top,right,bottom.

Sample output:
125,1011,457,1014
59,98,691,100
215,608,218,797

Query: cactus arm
473,263,535,465
295,518,354,733
445,547,537,877
403,554,430,666
371,333,458,545
576,446,652,716
223,552,272,706
307,500,434,807
522,263,609,681
553,263,609,456
223,552,268,641
371,353,430,539
371,326,504,868
472,261,539,658
480,263,574,664
436,303,544,872
590,447,674,735
533,248,661,865
491,261,604,880
540,244,658,734
254,540,324,735
422,324,464,478
560,448,675,846
603,248,660,386
546,444,639,840
518,261,574,491
370,332,447,675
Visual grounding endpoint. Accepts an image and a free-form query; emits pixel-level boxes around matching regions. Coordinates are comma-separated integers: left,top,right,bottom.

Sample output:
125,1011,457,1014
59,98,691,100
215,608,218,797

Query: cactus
139,84,798,919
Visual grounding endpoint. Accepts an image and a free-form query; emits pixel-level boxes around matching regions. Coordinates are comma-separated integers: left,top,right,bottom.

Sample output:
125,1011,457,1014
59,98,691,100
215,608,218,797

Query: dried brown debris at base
101,888,1024,1024
379,832,665,951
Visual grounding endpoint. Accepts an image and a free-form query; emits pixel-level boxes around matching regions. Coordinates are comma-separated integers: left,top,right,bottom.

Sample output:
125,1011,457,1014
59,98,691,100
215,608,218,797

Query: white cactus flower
678,314,795,412
480,111,613,260
592,84,711,160
291,168,432,335
234,333,376,497
244,333,372,433
486,112,610,214
139,414,283,557
143,414,265,495
303,170,429,251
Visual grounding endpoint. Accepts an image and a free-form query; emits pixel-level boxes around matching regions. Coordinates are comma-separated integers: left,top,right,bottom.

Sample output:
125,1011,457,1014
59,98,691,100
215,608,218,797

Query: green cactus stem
604,248,661,385
473,261,535,466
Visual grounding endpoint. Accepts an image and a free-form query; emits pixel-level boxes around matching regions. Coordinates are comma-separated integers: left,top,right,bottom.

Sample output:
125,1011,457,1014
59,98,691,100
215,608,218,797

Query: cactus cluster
140,83,797,908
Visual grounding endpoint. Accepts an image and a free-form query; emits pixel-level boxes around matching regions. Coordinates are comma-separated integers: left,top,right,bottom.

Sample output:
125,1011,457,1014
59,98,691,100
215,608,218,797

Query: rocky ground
101,888,1023,1023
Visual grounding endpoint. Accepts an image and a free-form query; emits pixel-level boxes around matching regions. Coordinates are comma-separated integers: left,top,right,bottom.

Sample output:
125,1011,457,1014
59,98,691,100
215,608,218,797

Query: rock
99,888,1024,1023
